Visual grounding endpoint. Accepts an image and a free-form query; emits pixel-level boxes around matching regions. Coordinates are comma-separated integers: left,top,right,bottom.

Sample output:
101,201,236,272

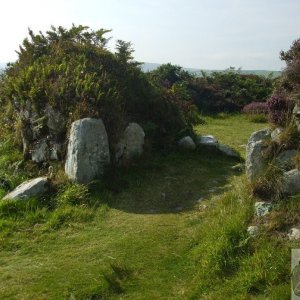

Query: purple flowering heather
242,102,268,115
267,93,289,126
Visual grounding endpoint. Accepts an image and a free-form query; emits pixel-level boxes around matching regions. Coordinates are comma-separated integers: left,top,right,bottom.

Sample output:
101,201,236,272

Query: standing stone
3,177,49,200
65,118,110,184
246,129,271,181
246,141,265,181
248,128,271,143
178,136,196,150
115,123,145,163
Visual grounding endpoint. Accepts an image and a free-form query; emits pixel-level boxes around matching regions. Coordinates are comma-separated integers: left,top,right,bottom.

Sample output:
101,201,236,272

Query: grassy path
1,115,293,299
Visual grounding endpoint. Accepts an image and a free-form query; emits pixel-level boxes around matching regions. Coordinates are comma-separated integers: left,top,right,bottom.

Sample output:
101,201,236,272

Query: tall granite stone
246,129,271,181
65,118,110,184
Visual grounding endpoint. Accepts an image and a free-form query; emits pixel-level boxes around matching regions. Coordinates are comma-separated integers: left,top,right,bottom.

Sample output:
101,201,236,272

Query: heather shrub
267,93,292,126
242,102,268,115
148,65,274,114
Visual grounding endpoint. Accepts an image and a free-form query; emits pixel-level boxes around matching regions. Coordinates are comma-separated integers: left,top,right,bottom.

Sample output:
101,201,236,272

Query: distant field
142,62,282,78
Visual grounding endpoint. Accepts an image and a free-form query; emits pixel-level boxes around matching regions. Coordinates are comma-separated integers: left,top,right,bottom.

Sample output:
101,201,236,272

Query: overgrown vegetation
0,25,197,159
0,25,299,299
148,64,274,114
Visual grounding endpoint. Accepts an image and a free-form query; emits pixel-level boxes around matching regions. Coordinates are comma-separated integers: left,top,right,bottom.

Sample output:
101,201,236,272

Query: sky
1,0,300,70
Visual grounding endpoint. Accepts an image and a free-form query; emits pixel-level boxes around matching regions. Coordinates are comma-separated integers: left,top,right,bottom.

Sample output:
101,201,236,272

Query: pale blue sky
1,0,300,70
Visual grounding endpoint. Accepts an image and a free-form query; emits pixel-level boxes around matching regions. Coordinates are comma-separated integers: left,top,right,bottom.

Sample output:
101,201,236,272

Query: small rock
217,144,240,158
46,105,66,134
247,225,259,236
271,127,283,141
288,228,300,240
282,169,300,195
49,143,62,161
293,104,300,132
31,139,49,163
177,136,196,150
255,201,273,217
197,197,204,203
275,150,298,171
3,177,49,200
198,135,218,146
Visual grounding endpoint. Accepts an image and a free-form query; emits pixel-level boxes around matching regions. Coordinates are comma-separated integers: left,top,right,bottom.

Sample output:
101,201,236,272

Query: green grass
0,114,298,299
195,113,268,158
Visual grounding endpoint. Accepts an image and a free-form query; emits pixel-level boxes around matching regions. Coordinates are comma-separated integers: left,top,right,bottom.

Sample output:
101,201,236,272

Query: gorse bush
0,25,195,161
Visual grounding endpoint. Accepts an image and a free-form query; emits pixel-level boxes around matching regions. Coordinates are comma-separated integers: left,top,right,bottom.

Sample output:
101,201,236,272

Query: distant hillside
141,62,281,78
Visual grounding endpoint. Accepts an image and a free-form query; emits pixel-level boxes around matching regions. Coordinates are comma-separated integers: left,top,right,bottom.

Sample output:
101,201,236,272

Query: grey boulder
65,118,110,184
275,150,298,171
282,169,300,195
115,123,145,162
198,135,218,146
288,228,300,240
3,177,49,200
178,136,196,150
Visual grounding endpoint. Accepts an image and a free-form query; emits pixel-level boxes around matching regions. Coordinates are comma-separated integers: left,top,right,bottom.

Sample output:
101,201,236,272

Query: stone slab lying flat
3,177,49,200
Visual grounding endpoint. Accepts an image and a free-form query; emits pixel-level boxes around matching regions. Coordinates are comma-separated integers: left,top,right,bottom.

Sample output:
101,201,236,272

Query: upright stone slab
65,118,110,184
246,129,271,181
115,123,145,163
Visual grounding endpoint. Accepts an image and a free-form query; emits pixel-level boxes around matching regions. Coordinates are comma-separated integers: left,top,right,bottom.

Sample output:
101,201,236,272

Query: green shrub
56,183,90,206
0,25,194,161
246,114,268,123
251,165,284,202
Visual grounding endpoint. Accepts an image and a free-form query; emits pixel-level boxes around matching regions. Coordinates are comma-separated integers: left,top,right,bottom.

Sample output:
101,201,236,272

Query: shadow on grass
90,148,243,214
